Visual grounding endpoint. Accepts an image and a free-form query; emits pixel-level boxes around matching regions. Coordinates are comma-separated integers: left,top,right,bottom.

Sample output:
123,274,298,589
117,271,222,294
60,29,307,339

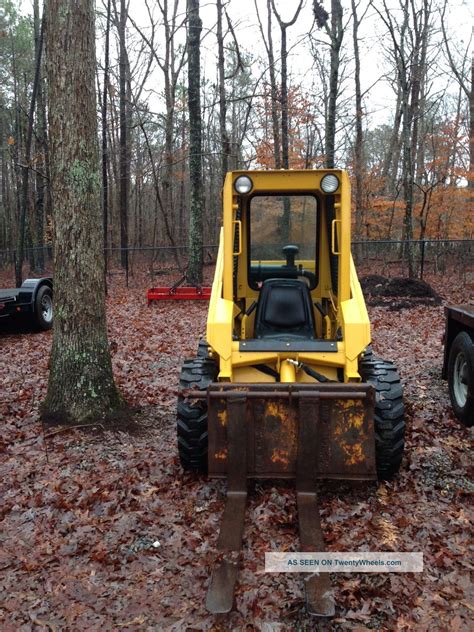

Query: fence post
420,239,426,280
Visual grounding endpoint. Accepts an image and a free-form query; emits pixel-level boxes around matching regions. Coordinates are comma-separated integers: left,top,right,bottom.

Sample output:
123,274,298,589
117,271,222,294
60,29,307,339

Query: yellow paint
280,360,296,383
217,409,227,427
333,400,369,466
214,449,228,461
266,400,282,418
271,449,290,465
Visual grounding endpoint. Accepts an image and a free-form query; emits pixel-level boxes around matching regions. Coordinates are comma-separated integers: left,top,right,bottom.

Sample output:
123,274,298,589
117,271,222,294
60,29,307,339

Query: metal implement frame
187,382,375,616
147,286,211,303
188,383,376,481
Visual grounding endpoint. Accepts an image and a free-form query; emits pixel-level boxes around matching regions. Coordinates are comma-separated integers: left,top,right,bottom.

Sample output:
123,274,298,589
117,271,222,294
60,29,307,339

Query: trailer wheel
177,356,218,472
359,357,405,480
447,332,474,427
34,285,53,331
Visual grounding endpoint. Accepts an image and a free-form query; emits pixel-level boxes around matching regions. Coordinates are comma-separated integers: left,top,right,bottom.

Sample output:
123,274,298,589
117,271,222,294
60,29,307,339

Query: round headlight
320,174,339,193
234,175,253,194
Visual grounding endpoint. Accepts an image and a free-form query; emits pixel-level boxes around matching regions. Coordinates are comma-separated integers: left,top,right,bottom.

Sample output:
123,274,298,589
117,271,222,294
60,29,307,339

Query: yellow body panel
206,169,371,384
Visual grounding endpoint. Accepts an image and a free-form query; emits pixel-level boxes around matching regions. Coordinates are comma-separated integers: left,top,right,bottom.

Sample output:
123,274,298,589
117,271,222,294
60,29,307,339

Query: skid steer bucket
187,383,376,615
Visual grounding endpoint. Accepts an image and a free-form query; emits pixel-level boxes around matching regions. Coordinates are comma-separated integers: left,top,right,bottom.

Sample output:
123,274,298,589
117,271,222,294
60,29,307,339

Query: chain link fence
0,240,472,287
352,239,473,281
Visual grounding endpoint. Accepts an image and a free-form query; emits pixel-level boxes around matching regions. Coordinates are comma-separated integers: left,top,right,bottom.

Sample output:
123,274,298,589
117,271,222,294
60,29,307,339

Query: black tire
34,285,53,331
177,356,218,472
447,331,474,427
197,338,210,358
359,356,405,480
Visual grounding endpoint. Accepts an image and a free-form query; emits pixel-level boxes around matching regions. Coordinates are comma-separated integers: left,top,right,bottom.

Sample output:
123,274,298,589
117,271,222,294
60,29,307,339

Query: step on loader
177,170,405,616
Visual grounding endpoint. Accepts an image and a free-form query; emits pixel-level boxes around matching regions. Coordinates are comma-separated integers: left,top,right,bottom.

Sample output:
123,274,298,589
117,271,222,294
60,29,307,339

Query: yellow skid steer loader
177,170,405,616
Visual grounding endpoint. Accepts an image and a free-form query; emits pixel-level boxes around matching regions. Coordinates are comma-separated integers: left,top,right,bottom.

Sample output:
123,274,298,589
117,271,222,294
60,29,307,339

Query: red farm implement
147,275,211,304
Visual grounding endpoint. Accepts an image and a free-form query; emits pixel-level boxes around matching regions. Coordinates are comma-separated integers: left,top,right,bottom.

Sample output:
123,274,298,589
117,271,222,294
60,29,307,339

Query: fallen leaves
0,270,473,629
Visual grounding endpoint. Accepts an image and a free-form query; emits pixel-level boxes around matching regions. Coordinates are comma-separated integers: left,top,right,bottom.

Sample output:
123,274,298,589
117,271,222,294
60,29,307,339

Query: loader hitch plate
195,383,377,480
188,383,376,616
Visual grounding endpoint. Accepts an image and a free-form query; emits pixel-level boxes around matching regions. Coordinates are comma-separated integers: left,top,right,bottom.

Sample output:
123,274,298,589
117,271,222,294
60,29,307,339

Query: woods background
0,0,472,281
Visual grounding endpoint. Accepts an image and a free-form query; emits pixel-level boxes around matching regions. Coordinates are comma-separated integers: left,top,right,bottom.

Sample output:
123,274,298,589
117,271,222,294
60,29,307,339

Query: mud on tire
359,356,405,480
177,357,218,472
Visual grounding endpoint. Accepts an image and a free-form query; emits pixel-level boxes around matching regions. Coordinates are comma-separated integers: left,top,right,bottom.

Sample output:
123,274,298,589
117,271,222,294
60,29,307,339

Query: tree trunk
102,0,111,273
15,7,44,286
187,0,203,285
382,86,402,197
43,0,123,422
470,58,474,198
351,0,364,248
33,0,45,273
271,0,303,241
217,0,230,184
325,0,343,169
118,0,129,271
265,0,281,168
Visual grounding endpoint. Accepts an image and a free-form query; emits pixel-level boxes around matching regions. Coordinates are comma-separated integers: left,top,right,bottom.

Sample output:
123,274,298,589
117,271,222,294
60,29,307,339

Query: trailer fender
20,277,53,306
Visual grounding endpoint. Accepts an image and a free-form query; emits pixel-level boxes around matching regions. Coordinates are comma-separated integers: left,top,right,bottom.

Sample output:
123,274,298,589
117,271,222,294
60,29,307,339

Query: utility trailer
0,278,53,331
442,305,473,426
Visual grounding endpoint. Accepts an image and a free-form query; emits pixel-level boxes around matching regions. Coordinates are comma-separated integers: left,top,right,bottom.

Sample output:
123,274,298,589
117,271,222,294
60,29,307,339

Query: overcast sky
16,0,474,128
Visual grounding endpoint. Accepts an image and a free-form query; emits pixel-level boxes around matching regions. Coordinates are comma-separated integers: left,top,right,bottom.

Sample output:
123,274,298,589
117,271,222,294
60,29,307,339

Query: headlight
320,174,339,193
234,175,253,194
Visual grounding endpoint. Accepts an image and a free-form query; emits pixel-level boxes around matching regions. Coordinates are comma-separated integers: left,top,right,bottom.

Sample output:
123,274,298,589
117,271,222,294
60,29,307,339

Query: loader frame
206,170,371,385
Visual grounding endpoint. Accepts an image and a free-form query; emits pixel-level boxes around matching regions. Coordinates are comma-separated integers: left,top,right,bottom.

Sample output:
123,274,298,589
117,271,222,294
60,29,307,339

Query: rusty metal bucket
201,382,376,480
187,382,376,616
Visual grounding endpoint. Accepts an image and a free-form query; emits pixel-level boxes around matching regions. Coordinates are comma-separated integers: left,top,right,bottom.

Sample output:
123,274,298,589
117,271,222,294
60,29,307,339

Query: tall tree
376,0,433,276
217,0,230,183
102,0,111,270
271,0,303,241
43,0,123,422
271,0,303,170
15,4,44,286
118,0,130,271
32,0,47,273
187,0,203,284
324,0,343,169
254,0,281,168
351,0,366,244
441,4,473,197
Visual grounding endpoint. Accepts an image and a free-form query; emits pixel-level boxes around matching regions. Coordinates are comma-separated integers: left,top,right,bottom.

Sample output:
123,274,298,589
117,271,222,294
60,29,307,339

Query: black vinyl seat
254,278,315,340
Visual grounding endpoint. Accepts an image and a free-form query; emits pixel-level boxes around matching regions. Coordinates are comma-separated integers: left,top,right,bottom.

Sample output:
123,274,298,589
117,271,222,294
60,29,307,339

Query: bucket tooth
297,493,335,617
297,397,335,618
206,397,247,614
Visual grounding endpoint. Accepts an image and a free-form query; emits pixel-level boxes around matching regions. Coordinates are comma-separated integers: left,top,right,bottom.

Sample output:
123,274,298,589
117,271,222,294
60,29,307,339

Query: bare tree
15,4,44,286
323,0,343,169
187,0,203,284
217,0,230,182
32,0,47,274
255,0,281,168
271,0,304,170
376,0,433,276
118,0,130,272
271,0,303,242
102,0,111,271
441,4,473,195
351,0,367,243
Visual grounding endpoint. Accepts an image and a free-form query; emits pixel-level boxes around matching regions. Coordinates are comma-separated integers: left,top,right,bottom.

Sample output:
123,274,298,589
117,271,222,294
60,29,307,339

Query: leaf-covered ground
0,271,473,631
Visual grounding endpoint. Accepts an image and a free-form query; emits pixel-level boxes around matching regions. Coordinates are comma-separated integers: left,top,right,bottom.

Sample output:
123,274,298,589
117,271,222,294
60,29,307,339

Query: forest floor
0,268,473,631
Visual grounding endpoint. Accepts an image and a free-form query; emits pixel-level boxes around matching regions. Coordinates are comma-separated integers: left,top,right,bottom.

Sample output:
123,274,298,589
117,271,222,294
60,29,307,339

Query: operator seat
254,278,315,340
